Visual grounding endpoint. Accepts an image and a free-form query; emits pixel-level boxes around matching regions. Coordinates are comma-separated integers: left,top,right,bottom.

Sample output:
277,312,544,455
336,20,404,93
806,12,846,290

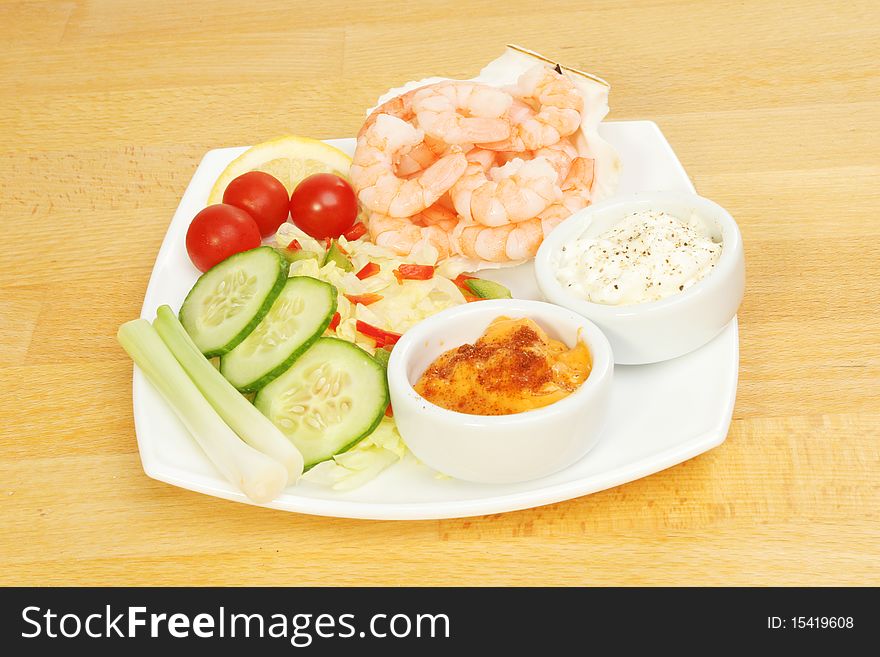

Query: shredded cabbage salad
274,223,467,490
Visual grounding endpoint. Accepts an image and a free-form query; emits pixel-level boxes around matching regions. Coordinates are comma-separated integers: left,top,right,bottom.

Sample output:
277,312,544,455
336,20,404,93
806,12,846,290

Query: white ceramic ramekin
386,299,613,484
535,191,745,365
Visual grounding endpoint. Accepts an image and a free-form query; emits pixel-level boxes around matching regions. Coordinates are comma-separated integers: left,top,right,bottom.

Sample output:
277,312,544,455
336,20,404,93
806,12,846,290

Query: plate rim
133,120,737,520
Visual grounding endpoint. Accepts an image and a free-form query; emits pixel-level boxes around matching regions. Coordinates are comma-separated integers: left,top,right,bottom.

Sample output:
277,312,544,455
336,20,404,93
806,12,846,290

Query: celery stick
118,319,288,504
153,305,304,482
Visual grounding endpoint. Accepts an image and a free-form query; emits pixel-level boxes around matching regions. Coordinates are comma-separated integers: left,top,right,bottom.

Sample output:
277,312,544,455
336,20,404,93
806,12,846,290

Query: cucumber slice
179,247,286,357
323,241,353,272
220,276,338,392
465,278,512,299
255,337,388,469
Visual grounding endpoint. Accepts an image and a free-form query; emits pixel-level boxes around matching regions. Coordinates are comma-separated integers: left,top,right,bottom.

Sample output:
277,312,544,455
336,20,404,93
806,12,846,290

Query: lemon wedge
208,135,353,205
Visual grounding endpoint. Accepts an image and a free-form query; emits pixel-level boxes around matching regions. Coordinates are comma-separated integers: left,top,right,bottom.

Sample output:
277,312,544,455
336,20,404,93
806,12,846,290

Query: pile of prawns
349,64,595,264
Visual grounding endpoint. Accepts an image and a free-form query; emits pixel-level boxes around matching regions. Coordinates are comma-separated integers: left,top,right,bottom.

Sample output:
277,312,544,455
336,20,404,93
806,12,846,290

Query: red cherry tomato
289,173,358,239
222,171,290,237
185,204,261,272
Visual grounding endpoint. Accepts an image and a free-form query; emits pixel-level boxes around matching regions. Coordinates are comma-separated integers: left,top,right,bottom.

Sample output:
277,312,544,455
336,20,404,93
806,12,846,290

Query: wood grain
1,0,878,586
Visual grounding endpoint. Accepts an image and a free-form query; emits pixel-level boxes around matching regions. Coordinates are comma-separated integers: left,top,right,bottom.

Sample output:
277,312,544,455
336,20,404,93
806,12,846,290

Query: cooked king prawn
350,114,467,218
351,60,607,265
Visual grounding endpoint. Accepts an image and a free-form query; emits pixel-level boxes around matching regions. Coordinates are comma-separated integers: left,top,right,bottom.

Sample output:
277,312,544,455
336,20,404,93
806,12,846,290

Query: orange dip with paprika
413,317,592,416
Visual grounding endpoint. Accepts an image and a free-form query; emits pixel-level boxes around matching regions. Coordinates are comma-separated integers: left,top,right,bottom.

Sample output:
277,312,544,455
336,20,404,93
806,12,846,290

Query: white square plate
134,121,738,520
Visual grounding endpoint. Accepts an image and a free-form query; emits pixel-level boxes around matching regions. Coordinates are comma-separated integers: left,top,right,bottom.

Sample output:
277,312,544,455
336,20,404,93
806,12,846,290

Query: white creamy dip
555,209,722,305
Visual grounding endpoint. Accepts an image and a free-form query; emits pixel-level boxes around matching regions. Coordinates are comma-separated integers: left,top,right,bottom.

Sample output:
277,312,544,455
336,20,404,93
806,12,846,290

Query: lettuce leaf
273,222,467,489
301,418,407,491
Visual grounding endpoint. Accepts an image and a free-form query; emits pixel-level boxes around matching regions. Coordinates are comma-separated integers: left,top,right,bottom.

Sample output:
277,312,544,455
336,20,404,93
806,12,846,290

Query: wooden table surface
1,0,878,586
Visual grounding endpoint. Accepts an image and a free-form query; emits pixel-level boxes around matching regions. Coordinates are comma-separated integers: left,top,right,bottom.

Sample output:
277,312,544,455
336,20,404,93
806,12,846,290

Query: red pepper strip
328,312,341,331
286,239,302,251
344,293,383,306
381,334,401,346
385,404,394,418
453,273,476,286
343,222,368,241
396,264,435,280
356,320,401,347
355,262,380,280
453,273,480,300
323,237,332,251
452,273,475,292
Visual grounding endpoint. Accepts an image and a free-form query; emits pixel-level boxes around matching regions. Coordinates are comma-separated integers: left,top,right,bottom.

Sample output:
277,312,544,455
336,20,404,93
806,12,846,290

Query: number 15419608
768,617,854,629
